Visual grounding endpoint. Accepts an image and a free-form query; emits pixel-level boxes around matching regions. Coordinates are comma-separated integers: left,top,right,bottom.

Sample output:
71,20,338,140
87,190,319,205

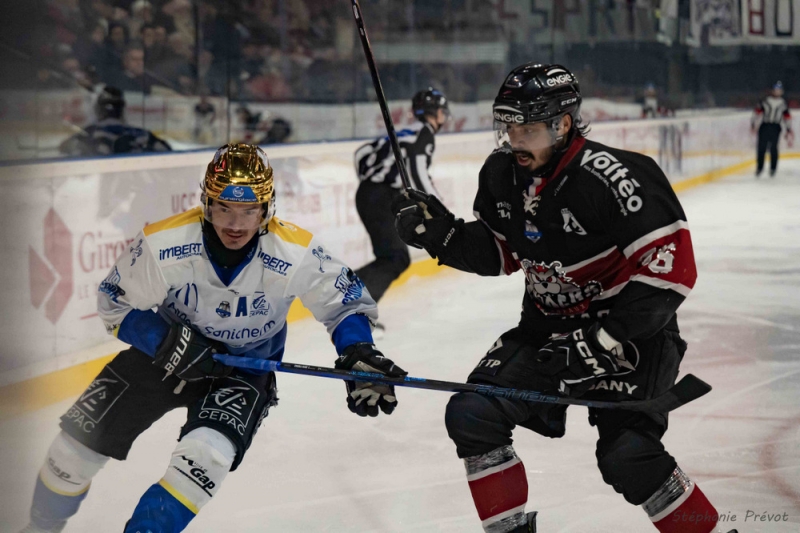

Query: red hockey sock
651,484,719,533
467,457,528,529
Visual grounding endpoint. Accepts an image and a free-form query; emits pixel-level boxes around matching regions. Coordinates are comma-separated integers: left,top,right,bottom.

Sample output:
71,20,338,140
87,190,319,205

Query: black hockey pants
757,123,782,175
355,181,411,302
445,324,687,505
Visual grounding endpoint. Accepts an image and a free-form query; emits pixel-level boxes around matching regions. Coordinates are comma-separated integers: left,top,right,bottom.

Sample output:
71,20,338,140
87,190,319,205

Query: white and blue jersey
98,207,376,366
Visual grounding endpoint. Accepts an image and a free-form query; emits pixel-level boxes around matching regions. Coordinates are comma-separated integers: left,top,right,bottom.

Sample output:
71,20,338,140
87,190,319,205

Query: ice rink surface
2,160,800,532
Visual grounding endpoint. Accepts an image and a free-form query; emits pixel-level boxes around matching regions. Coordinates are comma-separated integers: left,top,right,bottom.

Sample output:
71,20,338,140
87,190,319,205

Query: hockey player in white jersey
20,144,405,533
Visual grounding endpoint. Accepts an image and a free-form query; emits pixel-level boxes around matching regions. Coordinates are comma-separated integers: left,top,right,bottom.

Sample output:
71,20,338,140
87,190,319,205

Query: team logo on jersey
99,266,126,303
523,188,540,216
199,378,260,436
335,268,365,304
521,260,602,316
62,368,129,433
312,246,331,273
640,243,676,274
561,208,587,235
580,149,642,214
250,292,270,316
216,301,231,318
130,239,143,266
525,220,541,242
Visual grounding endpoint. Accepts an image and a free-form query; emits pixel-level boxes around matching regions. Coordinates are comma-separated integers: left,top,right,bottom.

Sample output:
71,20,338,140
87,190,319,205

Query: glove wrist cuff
595,327,620,352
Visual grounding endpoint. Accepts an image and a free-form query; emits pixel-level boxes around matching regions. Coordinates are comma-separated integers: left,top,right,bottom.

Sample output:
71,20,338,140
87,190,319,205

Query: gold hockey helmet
204,144,274,204
203,144,275,227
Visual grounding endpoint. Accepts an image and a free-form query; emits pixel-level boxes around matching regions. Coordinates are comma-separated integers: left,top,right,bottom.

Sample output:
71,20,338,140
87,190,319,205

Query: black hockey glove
154,322,232,381
391,189,458,256
534,324,620,396
334,343,407,417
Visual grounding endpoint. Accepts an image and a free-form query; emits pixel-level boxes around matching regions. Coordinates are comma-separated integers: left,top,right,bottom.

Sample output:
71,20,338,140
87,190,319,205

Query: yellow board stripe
267,217,314,247
1,155,785,419
159,478,200,515
0,355,116,421
39,470,92,497
144,207,203,236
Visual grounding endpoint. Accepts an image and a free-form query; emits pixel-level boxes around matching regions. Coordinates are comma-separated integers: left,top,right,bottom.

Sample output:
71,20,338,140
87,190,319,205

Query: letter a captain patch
561,208,587,235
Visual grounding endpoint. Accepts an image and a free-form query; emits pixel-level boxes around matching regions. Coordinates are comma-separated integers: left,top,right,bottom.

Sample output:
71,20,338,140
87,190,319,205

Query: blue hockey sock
124,482,196,533
30,475,90,530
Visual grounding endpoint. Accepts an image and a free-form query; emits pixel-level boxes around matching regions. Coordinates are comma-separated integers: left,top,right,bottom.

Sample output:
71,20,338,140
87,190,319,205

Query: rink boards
0,111,795,396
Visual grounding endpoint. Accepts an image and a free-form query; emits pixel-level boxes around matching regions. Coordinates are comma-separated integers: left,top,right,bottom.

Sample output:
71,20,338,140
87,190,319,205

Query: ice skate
509,511,537,533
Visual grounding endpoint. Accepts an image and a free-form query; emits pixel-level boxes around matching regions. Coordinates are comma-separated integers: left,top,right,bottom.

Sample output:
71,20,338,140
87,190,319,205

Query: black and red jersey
439,135,697,343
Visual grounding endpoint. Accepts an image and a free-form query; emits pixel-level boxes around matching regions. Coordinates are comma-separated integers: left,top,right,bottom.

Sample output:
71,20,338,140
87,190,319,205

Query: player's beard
513,148,553,172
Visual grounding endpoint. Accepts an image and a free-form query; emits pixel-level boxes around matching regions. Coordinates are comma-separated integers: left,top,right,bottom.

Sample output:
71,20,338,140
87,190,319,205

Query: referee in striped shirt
752,81,794,177
354,88,450,328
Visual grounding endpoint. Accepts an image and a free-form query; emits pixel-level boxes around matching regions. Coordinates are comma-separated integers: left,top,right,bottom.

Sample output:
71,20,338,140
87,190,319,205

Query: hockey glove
154,322,232,381
533,324,620,396
391,189,458,256
335,343,407,417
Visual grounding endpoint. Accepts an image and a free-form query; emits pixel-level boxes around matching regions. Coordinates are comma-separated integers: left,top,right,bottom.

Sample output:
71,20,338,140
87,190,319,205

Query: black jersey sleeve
432,219,502,276
428,152,514,276
590,149,697,342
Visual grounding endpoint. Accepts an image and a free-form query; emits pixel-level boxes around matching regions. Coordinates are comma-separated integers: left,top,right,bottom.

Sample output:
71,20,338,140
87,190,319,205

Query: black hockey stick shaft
214,355,711,413
350,0,413,191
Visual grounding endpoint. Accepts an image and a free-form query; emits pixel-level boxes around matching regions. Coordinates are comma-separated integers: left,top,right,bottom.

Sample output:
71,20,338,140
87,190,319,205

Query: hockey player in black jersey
353,88,450,322
393,64,735,533
752,81,794,178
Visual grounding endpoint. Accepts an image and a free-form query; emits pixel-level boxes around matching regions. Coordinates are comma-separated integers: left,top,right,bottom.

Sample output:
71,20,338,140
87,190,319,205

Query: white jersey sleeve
97,231,170,334
285,238,378,336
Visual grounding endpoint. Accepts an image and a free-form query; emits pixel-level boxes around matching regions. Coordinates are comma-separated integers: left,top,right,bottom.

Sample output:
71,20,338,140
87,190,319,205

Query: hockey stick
213,354,711,413
350,0,413,191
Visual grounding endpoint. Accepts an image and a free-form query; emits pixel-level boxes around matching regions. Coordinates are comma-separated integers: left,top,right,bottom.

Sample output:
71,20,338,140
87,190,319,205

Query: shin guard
28,432,109,532
464,446,529,533
125,428,235,533
644,467,719,533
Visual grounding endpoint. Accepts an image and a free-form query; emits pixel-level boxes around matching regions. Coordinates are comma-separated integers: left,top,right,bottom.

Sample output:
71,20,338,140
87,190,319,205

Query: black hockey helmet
493,64,582,150
412,87,450,121
95,86,125,120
